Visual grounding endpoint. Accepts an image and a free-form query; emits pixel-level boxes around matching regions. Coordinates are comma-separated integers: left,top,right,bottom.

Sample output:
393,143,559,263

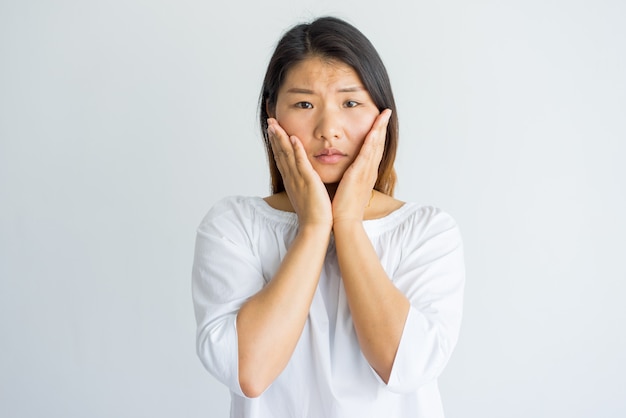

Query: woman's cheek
276,113,307,139
350,113,377,143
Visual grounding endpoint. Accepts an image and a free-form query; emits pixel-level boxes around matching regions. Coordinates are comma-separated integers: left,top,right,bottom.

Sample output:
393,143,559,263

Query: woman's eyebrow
286,88,315,94
285,86,365,94
337,86,365,93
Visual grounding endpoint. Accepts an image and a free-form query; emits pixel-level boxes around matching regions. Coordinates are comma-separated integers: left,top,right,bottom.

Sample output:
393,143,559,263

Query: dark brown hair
260,16,399,195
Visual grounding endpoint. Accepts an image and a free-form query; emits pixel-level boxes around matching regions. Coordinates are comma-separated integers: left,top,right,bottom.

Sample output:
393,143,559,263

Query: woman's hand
267,118,333,229
332,109,392,223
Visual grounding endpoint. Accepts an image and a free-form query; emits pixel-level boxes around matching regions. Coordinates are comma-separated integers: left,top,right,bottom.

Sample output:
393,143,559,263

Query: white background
1,1,625,417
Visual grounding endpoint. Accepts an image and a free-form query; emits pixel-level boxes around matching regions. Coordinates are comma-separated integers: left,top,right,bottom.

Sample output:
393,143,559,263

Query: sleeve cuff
382,305,448,394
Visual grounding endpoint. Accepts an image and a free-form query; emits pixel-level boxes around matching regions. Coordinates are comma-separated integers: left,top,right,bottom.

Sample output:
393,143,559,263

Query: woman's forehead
280,57,363,92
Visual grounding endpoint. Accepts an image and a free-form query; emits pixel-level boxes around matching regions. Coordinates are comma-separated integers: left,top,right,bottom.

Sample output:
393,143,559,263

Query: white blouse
192,196,464,418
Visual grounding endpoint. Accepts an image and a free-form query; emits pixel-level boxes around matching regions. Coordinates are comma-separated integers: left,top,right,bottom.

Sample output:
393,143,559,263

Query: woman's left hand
332,109,392,223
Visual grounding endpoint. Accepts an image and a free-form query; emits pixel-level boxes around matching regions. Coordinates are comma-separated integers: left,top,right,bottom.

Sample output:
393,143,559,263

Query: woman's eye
295,102,313,109
345,100,359,108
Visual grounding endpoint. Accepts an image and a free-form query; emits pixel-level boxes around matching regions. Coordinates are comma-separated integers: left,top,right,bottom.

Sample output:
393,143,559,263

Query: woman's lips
315,148,346,164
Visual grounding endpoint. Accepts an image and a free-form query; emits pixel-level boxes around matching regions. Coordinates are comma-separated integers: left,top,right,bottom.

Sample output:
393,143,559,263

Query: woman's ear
266,100,275,118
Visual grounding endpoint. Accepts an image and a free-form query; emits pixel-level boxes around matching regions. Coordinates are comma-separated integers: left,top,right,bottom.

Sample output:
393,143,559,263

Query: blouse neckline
249,196,420,236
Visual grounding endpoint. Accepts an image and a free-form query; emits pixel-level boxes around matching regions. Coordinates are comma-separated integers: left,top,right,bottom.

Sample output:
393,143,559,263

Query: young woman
193,16,465,418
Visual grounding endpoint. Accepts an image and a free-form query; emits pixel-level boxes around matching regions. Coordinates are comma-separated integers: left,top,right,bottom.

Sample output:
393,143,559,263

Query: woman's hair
259,16,399,196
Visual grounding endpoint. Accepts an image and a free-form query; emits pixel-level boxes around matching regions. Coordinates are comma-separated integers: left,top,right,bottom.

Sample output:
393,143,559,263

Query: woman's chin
316,169,346,185
320,177,342,186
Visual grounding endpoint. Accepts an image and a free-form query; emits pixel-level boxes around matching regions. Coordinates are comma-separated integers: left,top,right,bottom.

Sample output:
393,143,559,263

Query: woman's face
273,56,380,184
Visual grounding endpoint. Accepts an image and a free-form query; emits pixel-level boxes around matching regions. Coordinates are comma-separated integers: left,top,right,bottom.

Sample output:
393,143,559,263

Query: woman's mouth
315,148,347,164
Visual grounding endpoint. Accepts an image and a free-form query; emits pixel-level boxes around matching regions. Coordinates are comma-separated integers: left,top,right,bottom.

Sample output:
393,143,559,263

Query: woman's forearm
236,224,331,397
333,220,410,383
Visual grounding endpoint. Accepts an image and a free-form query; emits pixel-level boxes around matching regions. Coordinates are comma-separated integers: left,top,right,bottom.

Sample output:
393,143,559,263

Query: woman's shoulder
362,191,402,220
201,195,258,220
262,192,294,213
365,194,459,238
198,195,298,231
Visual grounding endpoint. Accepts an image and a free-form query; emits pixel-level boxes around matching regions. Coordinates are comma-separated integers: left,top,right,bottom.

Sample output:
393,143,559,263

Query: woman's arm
237,223,330,397
331,109,407,382
236,119,333,398
333,220,410,383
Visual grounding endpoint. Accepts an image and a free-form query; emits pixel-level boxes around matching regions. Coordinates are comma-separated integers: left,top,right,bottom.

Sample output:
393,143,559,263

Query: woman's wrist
332,217,364,233
297,221,333,237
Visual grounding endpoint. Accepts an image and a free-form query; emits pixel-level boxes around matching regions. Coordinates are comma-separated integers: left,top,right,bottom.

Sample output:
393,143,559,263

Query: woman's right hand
267,118,333,229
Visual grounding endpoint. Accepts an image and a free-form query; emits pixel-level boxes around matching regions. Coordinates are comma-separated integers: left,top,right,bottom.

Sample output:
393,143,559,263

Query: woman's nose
313,108,342,141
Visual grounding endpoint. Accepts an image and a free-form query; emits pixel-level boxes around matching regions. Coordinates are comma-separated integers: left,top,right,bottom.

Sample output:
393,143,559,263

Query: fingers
267,118,313,180
350,109,392,171
364,109,392,155
373,108,393,133
267,118,290,161
289,133,312,173
267,118,296,177
332,109,392,217
267,119,332,226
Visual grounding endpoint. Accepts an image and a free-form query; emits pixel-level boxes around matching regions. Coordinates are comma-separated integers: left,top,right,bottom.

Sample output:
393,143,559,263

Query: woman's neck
324,183,338,200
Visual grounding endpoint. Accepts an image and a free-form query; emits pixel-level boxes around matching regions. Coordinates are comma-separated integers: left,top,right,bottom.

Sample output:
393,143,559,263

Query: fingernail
268,125,276,136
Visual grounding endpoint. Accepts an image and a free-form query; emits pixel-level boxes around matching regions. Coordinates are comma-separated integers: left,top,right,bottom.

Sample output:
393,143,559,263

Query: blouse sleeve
191,201,265,397
383,207,465,394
